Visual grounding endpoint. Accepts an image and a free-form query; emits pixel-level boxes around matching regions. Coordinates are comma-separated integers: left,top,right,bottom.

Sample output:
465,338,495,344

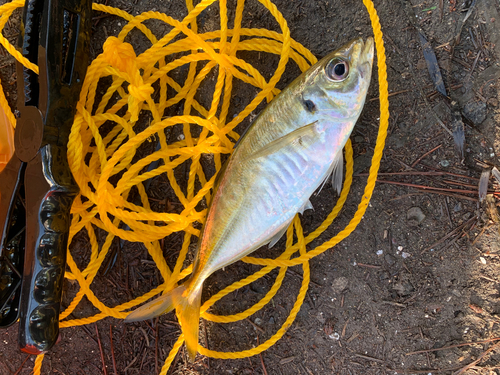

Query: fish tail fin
125,280,203,361
125,285,186,322
176,283,203,361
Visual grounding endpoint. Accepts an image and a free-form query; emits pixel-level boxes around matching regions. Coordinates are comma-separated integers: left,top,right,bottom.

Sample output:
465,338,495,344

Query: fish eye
326,58,349,81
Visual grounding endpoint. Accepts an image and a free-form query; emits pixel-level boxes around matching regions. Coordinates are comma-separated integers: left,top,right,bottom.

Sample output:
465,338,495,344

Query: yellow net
0,0,389,372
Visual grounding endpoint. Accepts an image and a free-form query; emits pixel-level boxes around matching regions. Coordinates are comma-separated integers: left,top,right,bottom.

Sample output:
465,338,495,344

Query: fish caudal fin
176,284,203,361
124,281,203,362
125,284,186,322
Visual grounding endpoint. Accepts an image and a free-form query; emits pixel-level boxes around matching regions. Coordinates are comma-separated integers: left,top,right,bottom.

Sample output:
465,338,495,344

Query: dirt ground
1,0,500,374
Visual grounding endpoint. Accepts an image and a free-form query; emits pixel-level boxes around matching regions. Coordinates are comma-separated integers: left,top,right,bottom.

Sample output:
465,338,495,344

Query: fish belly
197,119,348,278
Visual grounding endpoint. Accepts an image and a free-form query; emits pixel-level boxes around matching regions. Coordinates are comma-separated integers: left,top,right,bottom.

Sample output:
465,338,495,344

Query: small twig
454,342,500,375
342,318,350,338
389,366,463,374
389,192,426,201
479,78,497,97
155,318,159,375
421,215,477,254
411,144,442,167
406,337,500,355
356,262,381,269
419,165,481,181
353,353,385,363
479,274,497,283
441,178,486,190
472,223,493,245
95,324,108,375
246,318,265,333
80,324,99,345
109,325,118,375
419,327,431,367
360,169,481,180
13,354,31,375
443,197,453,227
368,89,410,102
416,189,478,202
138,327,150,347
123,355,138,372
464,50,481,84
381,300,406,308
257,337,268,375
377,179,478,195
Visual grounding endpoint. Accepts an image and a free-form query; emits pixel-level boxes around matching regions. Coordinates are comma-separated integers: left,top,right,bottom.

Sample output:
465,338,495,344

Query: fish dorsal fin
299,199,314,215
248,121,318,161
330,150,344,194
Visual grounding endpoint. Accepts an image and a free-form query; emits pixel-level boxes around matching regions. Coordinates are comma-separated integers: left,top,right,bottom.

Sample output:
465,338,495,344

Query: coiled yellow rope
0,0,388,372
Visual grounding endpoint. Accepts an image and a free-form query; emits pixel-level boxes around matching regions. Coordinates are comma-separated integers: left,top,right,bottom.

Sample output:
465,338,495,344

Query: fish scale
126,37,374,361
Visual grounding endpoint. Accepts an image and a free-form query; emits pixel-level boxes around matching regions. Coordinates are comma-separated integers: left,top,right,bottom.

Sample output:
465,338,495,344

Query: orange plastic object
0,102,14,173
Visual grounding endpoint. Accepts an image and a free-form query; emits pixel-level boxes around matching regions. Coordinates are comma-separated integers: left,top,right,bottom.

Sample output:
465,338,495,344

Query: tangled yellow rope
0,0,388,372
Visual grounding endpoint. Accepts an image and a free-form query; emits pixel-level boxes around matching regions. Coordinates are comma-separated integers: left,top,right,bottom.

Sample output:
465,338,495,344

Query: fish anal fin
268,225,289,248
299,199,314,215
249,121,318,161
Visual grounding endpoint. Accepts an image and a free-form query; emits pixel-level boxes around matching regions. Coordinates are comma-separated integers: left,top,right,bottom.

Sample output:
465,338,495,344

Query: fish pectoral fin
299,199,314,215
316,149,344,195
125,285,185,322
248,121,319,161
330,149,344,194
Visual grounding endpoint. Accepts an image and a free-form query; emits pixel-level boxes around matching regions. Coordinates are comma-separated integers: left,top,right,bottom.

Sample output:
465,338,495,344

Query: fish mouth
361,37,374,64
357,37,374,79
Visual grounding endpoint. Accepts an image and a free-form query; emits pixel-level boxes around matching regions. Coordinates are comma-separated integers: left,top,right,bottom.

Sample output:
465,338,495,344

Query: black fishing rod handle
18,145,78,354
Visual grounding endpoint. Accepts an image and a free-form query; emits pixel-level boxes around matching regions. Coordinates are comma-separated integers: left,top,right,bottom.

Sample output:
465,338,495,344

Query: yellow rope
0,0,388,371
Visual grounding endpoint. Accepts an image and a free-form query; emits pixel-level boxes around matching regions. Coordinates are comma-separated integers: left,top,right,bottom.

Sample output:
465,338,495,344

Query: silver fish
126,37,374,360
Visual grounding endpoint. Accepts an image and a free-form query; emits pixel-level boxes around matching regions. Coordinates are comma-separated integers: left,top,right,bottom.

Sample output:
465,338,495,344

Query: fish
125,37,374,360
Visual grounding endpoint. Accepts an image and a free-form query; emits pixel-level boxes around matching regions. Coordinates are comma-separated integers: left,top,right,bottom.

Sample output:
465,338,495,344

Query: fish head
300,37,374,122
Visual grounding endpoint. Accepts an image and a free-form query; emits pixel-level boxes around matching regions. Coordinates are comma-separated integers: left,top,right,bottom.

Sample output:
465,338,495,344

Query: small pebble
332,277,349,293
487,98,498,107
463,100,487,125
402,252,410,259
254,318,263,326
480,257,487,265
376,250,383,256
384,254,396,266
407,207,425,226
